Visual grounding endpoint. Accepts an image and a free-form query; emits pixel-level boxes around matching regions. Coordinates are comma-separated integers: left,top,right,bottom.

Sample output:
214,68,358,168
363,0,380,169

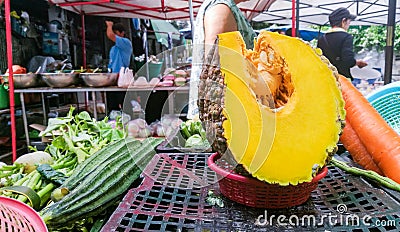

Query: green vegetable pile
0,107,167,231
0,107,126,212
42,106,126,163
180,120,210,148
40,137,163,230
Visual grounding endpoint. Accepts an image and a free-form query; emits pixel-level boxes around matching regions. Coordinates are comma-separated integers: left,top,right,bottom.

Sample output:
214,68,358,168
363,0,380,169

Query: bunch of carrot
338,75,400,184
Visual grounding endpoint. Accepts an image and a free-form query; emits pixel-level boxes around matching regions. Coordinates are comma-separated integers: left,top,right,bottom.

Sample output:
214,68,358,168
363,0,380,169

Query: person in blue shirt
105,21,132,111
106,21,133,73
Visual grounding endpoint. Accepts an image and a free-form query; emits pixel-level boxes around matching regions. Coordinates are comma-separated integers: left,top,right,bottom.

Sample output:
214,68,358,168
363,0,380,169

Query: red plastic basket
207,153,328,209
0,196,48,232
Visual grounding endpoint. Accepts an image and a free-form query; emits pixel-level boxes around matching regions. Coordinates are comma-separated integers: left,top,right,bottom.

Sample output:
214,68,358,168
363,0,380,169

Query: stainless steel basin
0,73,40,89
40,73,80,88
80,73,118,87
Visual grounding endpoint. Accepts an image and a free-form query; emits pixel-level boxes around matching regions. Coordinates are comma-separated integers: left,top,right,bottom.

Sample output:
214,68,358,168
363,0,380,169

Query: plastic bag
126,69,134,86
109,110,131,125
27,56,55,73
127,118,152,138
117,67,134,88
160,115,183,139
149,120,164,137
131,100,142,112
117,67,126,87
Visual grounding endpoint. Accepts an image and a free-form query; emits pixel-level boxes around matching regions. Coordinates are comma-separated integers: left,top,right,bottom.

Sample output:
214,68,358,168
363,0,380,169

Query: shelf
14,85,190,93
16,85,190,147
0,109,10,114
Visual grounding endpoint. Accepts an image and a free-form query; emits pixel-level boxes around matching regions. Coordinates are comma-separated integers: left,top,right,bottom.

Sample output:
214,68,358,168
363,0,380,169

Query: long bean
331,158,400,192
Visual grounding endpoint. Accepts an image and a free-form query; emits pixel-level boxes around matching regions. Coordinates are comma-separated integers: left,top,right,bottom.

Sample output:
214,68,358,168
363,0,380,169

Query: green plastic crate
367,81,400,134
0,84,8,109
0,84,21,109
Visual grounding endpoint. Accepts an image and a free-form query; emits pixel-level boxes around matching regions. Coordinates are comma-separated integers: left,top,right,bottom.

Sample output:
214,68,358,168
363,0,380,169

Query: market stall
253,0,399,84
1,29,400,229
48,0,275,20
2,1,400,231
48,0,277,68
253,0,400,25
4,0,277,160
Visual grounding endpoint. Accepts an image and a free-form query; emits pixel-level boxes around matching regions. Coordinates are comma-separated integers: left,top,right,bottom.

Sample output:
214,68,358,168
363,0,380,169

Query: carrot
339,75,400,183
340,118,383,175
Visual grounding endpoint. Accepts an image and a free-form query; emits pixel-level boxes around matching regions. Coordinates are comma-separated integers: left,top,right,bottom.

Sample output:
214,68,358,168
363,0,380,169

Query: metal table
15,85,189,146
102,152,400,231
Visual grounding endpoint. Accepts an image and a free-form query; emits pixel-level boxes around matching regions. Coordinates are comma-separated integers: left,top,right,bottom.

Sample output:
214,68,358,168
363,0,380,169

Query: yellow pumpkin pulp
215,31,345,185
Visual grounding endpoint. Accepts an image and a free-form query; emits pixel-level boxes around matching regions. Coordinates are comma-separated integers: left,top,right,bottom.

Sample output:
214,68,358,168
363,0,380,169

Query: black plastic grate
146,153,216,189
102,153,400,232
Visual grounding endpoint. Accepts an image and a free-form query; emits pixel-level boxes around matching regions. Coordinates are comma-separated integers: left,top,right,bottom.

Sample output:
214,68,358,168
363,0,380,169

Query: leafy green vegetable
40,116,73,137
0,106,127,216
180,120,205,137
185,134,209,148
180,122,192,139
37,164,68,186
180,120,210,148
43,106,126,162
77,111,92,121
29,130,40,139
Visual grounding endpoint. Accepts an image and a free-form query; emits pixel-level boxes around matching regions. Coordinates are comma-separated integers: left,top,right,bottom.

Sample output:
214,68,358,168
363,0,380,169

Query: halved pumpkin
198,31,345,185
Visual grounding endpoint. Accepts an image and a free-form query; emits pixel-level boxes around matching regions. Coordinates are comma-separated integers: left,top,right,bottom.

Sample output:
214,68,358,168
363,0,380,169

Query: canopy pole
81,12,87,69
189,0,195,39
168,32,173,68
295,0,299,37
291,0,295,37
143,26,149,80
5,0,17,162
384,0,396,84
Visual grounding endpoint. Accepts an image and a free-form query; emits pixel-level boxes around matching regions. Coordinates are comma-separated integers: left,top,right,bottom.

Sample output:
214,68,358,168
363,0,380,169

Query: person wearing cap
317,7,367,80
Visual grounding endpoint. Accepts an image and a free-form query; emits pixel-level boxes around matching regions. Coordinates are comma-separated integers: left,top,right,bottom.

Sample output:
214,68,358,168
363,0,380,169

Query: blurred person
285,28,292,36
105,21,133,111
187,0,256,119
317,7,367,80
106,21,132,73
